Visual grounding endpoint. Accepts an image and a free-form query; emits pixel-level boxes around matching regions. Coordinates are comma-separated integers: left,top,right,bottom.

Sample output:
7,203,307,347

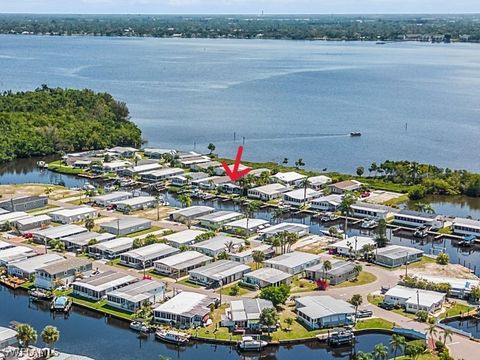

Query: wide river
1,35,480,173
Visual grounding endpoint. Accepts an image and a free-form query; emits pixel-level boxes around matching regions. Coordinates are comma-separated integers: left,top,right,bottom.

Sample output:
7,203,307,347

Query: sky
0,0,479,15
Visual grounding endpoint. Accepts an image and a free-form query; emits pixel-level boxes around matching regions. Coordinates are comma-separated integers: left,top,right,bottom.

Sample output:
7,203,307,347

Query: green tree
85,217,95,232
353,264,363,280
408,185,426,200
356,166,365,177
207,143,216,155
322,260,332,280
178,194,192,208
259,284,290,306
252,250,265,269
294,158,305,169
284,317,294,331
179,245,189,252
339,192,356,234
373,343,388,360
425,323,438,341
132,238,144,249
374,218,389,248
436,252,449,265
355,351,373,360
16,323,37,349
416,310,429,322
389,334,406,360
442,328,453,346
259,307,279,336
243,201,261,238
41,325,60,354
229,284,240,296
348,294,363,318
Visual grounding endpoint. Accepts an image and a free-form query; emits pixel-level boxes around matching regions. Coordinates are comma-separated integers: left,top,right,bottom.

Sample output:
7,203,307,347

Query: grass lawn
147,270,168,279
395,354,439,360
378,256,436,272
384,194,409,207
187,304,241,341
177,278,201,288
367,294,384,306
332,271,377,288
291,277,318,293
355,318,394,330
126,226,161,238
69,293,134,320
271,305,327,341
440,303,475,319
218,283,251,296
48,161,85,175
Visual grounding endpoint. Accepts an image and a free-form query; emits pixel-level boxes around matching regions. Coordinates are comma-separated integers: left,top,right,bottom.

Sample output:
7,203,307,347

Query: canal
0,286,401,360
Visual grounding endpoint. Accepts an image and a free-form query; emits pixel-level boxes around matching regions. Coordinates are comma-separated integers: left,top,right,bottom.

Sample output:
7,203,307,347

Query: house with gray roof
162,229,206,248
0,246,38,266
374,245,424,268
31,224,88,243
107,279,165,313
169,206,215,223
263,251,321,275
120,243,179,268
100,217,151,236
34,257,93,289
189,260,251,286
221,299,274,330
14,214,52,232
154,251,212,277
0,195,48,212
258,222,310,240
241,267,292,289
72,270,138,300
7,253,65,279
247,183,289,201
61,231,115,251
305,260,357,285
88,237,134,259
295,295,355,329
192,235,244,257
196,211,243,230
93,191,132,207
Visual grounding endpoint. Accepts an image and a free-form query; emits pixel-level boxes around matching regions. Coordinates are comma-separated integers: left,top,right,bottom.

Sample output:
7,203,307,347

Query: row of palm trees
15,323,60,355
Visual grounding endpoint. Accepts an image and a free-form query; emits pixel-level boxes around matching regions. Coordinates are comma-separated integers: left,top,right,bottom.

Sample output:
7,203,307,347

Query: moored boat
29,288,54,302
361,218,378,229
238,336,268,351
155,329,190,345
50,296,72,313
350,132,362,137
130,321,150,333
328,329,355,346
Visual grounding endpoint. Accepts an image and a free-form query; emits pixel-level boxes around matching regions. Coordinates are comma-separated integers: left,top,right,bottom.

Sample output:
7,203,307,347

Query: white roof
155,251,211,268
296,295,355,319
7,253,64,274
114,196,155,206
49,207,96,217
169,206,214,218
190,260,250,280
273,172,306,183
312,194,343,204
231,244,273,258
264,251,320,269
109,146,137,153
32,224,87,239
127,163,162,173
93,191,132,202
121,243,177,261
0,240,12,250
91,237,134,251
62,232,115,246
141,168,183,177
249,183,289,195
413,275,480,291
103,160,131,169
308,175,332,185
224,218,269,230
331,236,376,250
194,235,244,252
197,211,243,223
0,246,36,262
153,291,212,317
73,270,137,293
386,285,445,307
229,299,274,322
376,245,424,259
244,267,292,284
453,217,480,230
15,214,51,226
107,279,165,303
284,188,320,200
0,326,17,343
258,222,309,235
0,211,29,224
163,229,205,246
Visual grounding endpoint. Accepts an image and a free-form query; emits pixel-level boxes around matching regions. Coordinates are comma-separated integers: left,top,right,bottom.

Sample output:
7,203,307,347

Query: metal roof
121,243,178,261
154,251,211,269
73,270,137,292
107,279,165,303
244,267,292,284
37,257,92,275
163,229,206,246
264,251,320,269
153,291,214,318
189,260,250,281
229,299,274,322
296,295,355,319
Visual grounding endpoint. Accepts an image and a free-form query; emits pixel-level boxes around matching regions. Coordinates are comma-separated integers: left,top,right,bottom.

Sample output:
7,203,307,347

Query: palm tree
389,334,406,360
425,323,437,341
353,264,363,280
178,194,192,208
355,351,373,360
224,240,235,254
442,328,453,346
339,192,356,235
41,325,60,355
285,232,299,253
16,323,37,349
322,260,332,280
252,250,265,269
243,201,260,238
373,343,388,360
271,208,283,224
259,307,279,337
300,178,309,208
85,217,95,232
349,294,363,319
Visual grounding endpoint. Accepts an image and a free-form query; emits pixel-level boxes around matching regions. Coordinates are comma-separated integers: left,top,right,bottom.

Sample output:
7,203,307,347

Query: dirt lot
0,184,81,201
130,206,176,221
364,190,404,205
402,262,479,280
294,235,331,254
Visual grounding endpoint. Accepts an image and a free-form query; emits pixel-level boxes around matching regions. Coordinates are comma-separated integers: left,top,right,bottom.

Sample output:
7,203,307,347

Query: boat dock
0,276,27,289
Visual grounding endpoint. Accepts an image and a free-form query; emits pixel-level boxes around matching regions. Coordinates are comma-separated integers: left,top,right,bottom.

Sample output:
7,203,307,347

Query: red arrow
222,146,251,182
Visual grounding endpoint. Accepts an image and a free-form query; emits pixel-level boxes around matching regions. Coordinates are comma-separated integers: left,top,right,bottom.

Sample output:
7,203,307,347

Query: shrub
408,185,426,200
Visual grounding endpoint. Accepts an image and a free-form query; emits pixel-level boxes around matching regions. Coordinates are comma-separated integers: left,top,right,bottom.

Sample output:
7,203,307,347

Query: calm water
442,317,480,339
407,195,480,219
1,35,480,173
0,286,400,360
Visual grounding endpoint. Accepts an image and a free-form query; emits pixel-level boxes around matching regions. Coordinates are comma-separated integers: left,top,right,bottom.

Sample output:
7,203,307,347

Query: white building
247,183,289,201
310,194,343,212
452,218,480,238
0,326,18,349
154,251,212,277
14,214,52,232
169,206,215,223
100,217,151,236
163,229,206,248
120,243,179,268
221,299,274,330
153,291,216,328
113,196,156,213
393,210,443,229
0,211,29,225
351,202,395,220
241,268,292,289
283,188,321,207
384,285,445,314
61,232,115,251
307,175,332,190
100,160,132,173
141,168,184,182
192,235,244,257
0,246,38,266
34,258,93,289
295,295,355,329
272,172,306,187
229,244,274,264
107,279,165,313
31,224,88,243
93,191,132,207
330,236,376,257
263,251,321,275
224,218,270,234
120,163,162,177
49,207,97,224
88,237,134,259
197,211,244,230
7,253,64,279
72,270,138,301
374,245,424,268
189,260,251,286
328,180,362,194
258,222,310,240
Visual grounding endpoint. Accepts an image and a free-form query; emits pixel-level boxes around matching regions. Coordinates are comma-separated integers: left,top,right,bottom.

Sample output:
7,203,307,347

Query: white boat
361,218,378,229
155,330,190,345
320,212,338,222
129,321,149,333
238,336,268,351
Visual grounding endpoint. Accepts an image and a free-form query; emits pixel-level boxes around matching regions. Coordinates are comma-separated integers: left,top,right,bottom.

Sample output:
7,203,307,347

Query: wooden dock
0,276,26,289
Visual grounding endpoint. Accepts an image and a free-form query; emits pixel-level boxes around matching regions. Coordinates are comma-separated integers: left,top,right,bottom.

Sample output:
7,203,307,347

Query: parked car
356,309,373,318
378,302,395,310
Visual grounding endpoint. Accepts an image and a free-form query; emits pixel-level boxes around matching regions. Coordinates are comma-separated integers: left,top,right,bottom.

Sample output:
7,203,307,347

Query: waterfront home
169,206,215,224
190,160,221,172
241,268,292,289
31,224,88,243
263,251,321,275
7,253,64,279
72,270,138,301
374,245,423,268
258,222,310,241
196,211,244,230
411,275,480,299
171,172,209,186
143,148,176,158
229,244,274,264
0,211,29,225
153,291,215,328
88,237,134,259
107,279,165,313
0,240,13,251
328,180,362,194
119,163,162,177
14,214,52,232
214,163,249,176
330,236,376,257
192,176,231,190
0,326,18,350
295,295,355,329
452,217,480,238
305,260,357,285
310,194,343,212
61,232,115,252
0,246,37,266
0,195,48,212
224,218,270,234
73,159,93,169
271,172,306,187
92,191,132,207
108,146,138,158
162,229,206,248
100,217,151,236
351,202,396,220
282,188,321,207
177,153,211,167
393,209,443,229
192,235,244,257
189,260,251,286
49,207,97,224
34,258,93,289
218,182,242,195
307,175,332,190
384,285,445,314
140,168,184,182
221,299,274,331
154,251,212,277
113,196,156,213
98,160,132,173
120,243,179,268
247,183,289,201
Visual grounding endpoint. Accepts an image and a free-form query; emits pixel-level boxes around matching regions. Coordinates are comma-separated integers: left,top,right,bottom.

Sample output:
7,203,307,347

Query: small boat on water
320,212,339,222
350,132,362,137
413,225,429,238
238,336,268,351
29,288,54,302
130,321,150,333
36,160,48,169
459,234,476,247
361,218,378,229
50,296,72,313
328,330,355,346
155,330,190,345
